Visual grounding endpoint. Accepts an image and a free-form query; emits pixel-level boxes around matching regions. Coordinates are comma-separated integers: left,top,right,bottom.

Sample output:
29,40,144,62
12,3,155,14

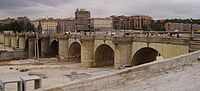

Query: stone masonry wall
38,50,200,91
0,51,28,60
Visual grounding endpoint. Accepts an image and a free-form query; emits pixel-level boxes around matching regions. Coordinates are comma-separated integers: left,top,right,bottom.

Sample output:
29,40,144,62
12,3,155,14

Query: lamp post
3,34,5,51
190,19,194,39
124,19,126,34
36,33,39,59
116,21,119,35
35,21,42,61
121,19,126,34
34,33,37,59
191,24,194,36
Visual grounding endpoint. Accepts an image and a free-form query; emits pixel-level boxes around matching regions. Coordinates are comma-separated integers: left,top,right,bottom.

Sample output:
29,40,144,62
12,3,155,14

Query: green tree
165,18,200,24
26,22,35,32
0,21,35,33
9,21,23,32
142,25,149,31
151,21,165,31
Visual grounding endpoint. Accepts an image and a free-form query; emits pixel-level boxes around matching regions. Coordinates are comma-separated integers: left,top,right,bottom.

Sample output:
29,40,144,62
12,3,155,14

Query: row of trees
0,21,35,33
146,19,200,31
165,19,200,24
142,20,165,31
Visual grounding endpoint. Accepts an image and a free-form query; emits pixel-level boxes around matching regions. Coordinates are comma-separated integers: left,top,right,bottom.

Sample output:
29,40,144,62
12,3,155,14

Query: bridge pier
58,37,69,60
18,35,26,50
113,37,132,68
4,34,11,47
10,34,18,48
81,37,94,68
40,38,49,57
0,34,4,43
28,37,35,58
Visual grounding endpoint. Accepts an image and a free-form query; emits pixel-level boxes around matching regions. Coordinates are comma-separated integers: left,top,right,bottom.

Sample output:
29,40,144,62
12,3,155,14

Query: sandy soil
0,59,116,91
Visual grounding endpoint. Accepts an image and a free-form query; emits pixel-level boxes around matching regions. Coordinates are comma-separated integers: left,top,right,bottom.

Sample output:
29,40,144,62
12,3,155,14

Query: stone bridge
0,33,199,68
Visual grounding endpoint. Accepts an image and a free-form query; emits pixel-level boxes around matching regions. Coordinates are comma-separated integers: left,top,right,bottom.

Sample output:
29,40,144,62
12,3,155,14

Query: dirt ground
0,44,116,91
0,58,116,91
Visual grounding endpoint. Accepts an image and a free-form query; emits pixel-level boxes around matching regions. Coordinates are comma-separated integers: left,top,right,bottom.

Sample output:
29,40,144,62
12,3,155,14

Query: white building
31,18,58,31
91,17,113,31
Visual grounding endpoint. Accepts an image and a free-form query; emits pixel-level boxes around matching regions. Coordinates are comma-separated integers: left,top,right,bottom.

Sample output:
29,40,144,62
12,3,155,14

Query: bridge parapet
49,33,61,38
94,35,112,40
58,35,69,39
112,37,133,44
67,34,112,40
132,36,189,45
9,33,17,37
3,32,12,36
26,34,36,38
38,36,50,39
69,34,81,39
80,35,95,41
18,33,26,37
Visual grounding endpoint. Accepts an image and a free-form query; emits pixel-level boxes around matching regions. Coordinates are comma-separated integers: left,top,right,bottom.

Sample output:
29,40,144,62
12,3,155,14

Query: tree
151,21,165,31
0,20,35,33
142,25,149,31
9,21,23,32
165,18,200,24
26,22,35,32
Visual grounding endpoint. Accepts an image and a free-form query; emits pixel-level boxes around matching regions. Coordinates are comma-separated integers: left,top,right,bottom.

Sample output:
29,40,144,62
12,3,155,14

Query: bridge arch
68,39,81,48
68,42,81,61
132,47,161,66
49,40,59,57
50,38,58,46
94,44,114,67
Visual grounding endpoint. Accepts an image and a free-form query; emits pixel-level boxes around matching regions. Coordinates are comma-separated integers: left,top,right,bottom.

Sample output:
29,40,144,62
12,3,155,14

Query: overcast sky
0,0,199,20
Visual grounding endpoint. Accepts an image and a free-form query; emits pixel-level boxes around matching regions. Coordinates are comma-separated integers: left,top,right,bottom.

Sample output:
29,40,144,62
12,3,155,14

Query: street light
3,33,5,51
120,19,125,34
116,21,119,35
190,19,194,36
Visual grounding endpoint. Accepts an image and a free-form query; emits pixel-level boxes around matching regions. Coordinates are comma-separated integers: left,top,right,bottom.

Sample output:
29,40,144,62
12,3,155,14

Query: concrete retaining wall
38,50,200,91
0,51,28,60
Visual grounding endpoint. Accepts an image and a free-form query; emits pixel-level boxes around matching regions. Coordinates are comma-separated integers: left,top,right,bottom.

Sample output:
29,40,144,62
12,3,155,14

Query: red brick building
111,15,131,30
110,15,152,30
57,18,76,33
130,15,152,30
165,22,200,31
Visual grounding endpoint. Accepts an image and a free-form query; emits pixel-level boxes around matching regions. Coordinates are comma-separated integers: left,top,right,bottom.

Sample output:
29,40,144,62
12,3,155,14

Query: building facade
57,18,76,33
31,18,58,32
90,17,113,31
111,15,131,30
110,15,152,31
0,17,15,25
31,20,39,30
75,9,91,32
165,22,200,31
130,15,152,30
